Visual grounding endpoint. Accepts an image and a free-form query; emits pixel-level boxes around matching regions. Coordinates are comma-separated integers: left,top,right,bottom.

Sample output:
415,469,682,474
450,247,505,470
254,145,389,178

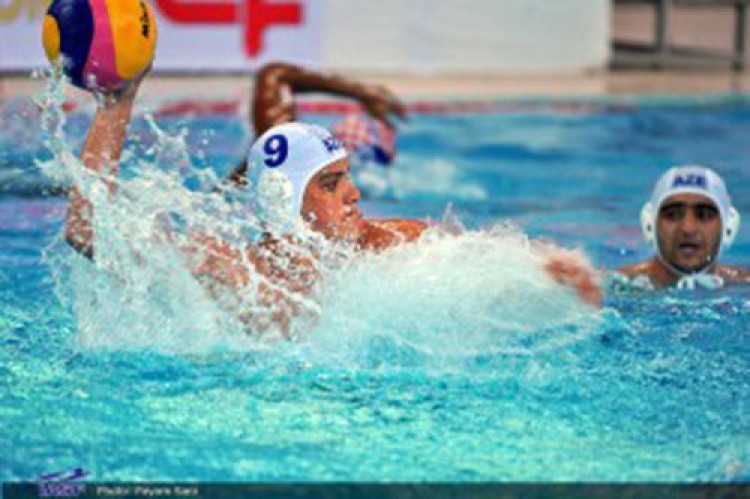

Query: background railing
613,0,749,70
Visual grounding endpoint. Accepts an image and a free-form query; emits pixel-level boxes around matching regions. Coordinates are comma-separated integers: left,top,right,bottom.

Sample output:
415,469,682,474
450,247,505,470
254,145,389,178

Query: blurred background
1,0,749,98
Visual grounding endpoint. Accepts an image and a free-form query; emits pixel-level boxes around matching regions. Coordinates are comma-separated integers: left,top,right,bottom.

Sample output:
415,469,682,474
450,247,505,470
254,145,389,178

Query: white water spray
36,70,602,359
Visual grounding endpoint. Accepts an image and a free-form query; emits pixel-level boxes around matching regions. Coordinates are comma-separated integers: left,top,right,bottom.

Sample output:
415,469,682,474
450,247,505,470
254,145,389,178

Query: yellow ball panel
42,15,61,63
106,0,158,80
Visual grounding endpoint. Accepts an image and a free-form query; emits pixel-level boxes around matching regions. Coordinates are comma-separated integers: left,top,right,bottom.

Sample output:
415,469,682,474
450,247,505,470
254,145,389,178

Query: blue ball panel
47,0,94,88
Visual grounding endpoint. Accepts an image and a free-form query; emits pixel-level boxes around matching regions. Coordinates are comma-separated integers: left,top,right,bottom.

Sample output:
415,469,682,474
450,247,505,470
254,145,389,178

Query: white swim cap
640,165,740,271
247,122,347,234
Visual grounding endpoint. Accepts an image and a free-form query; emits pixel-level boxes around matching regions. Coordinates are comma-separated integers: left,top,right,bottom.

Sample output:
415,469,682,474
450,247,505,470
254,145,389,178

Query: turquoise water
0,86,749,481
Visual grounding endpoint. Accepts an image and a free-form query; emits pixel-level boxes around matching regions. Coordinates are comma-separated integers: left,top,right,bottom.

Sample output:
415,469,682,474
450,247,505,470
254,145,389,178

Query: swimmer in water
63,70,422,332
244,121,602,302
617,165,750,290
64,71,601,336
228,61,406,186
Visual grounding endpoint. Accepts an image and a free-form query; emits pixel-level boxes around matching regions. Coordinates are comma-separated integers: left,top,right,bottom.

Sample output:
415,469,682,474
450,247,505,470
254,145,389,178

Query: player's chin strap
640,202,741,290
655,248,723,290
675,273,724,290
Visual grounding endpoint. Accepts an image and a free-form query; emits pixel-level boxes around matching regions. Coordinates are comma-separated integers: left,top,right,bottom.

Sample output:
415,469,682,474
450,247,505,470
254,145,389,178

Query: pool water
0,82,749,482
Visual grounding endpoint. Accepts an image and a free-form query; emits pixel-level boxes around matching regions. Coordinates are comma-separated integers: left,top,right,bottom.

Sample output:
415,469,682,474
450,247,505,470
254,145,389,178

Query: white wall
0,0,611,74
322,0,610,73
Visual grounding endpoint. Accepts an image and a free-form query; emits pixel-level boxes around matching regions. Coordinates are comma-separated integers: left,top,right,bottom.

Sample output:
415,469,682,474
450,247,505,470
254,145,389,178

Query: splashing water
35,70,601,361
307,225,603,370
5,75,748,481
37,70,268,352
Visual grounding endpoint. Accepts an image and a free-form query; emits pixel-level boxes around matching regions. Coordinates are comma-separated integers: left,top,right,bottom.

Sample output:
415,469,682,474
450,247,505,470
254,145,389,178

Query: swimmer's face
656,193,722,273
301,158,362,241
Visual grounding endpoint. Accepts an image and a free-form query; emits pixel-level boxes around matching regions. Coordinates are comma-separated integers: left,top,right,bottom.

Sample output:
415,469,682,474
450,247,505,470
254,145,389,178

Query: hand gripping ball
42,0,157,91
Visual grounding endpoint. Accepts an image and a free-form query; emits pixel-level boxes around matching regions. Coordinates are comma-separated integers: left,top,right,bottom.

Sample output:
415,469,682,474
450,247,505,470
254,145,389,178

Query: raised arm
252,61,406,135
64,81,141,258
229,62,407,185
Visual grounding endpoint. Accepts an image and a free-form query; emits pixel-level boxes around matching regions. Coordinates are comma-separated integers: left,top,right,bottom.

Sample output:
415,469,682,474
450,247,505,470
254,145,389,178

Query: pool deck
2,71,750,108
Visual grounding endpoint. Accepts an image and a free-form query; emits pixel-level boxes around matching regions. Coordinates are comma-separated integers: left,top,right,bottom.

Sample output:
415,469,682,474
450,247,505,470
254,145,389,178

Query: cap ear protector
723,206,741,248
640,201,657,250
255,169,295,232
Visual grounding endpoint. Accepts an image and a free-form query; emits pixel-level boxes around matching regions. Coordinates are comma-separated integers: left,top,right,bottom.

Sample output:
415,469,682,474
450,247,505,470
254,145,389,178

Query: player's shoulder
716,264,750,284
359,219,427,251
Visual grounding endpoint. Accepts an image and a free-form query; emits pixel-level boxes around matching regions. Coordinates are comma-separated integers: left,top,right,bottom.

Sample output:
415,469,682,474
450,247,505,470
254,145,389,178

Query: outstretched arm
544,252,602,307
229,62,407,185
64,81,141,258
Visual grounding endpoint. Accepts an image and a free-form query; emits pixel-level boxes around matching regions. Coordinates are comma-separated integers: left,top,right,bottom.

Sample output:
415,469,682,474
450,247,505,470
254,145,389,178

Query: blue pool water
0,86,749,482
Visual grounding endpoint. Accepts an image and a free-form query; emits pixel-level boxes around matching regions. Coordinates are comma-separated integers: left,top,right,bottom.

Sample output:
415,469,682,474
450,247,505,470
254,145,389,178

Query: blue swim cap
640,165,740,270
247,122,348,234
332,114,396,166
